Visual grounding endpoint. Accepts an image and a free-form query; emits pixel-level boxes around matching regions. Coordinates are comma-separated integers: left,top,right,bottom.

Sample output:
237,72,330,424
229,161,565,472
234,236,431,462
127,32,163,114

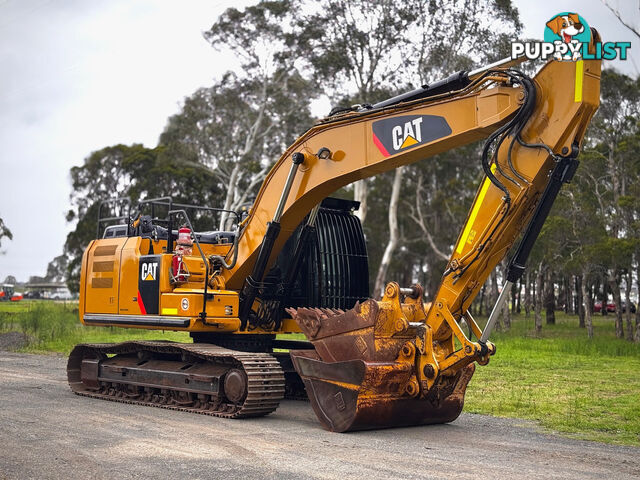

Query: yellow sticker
161,308,178,315
574,60,583,103
455,164,497,255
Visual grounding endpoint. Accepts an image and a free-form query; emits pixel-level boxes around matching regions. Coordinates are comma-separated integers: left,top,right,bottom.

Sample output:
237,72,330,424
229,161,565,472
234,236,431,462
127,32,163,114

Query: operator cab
103,225,128,238
97,197,238,245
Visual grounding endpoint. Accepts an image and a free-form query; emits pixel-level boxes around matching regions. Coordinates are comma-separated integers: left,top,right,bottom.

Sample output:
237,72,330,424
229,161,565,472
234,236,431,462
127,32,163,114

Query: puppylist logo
511,12,631,62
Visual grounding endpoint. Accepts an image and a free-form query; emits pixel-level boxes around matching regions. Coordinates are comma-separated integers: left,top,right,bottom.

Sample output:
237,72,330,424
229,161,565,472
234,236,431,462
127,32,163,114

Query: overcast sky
0,0,638,283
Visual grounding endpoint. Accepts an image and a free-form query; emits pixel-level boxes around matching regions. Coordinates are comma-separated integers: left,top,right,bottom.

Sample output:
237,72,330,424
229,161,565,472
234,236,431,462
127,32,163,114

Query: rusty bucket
287,300,475,432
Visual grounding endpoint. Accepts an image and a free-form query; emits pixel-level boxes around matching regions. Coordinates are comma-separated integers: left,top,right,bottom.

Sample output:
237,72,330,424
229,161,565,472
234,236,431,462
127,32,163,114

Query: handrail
97,197,131,237
168,209,210,323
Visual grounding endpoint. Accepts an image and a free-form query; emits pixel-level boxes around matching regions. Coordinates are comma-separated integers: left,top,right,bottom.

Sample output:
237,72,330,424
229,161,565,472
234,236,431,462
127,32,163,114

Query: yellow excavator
68,31,602,432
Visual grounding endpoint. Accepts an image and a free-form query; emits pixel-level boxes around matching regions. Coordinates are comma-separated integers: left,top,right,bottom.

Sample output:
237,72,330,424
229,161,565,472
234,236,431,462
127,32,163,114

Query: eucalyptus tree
196,1,315,229
160,70,313,229
581,70,640,339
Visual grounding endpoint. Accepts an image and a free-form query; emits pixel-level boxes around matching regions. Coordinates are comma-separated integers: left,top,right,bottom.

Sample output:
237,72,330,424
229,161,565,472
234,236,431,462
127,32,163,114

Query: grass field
0,301,638,445
465,313,640,446
0,301,189,352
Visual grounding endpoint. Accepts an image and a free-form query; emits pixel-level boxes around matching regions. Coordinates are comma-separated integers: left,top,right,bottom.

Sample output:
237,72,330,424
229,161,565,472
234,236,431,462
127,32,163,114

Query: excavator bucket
287,297,475,432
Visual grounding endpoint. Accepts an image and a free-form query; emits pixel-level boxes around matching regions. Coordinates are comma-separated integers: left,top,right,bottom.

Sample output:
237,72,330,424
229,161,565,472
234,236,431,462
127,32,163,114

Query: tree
0,216,12,251
298,0,407,221
583,70,640,340
373,167,404,297
295,0,520,297
45,255,68,283
205,1,522,300
60,3,315,292
191,2,315,229
160,71,313,229
534,262,544,335
293,0,521,224
403,142,489,298
600,1,640,40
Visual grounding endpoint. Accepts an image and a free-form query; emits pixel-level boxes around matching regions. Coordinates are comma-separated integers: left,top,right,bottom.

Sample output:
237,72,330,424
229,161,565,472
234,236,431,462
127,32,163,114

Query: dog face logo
543,12,591,60
372,114,452,158
546,13,584,43
543,12,591,61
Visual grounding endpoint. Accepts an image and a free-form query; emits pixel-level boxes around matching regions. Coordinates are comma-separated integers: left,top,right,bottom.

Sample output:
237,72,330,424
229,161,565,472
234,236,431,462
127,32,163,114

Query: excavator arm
211,34,601,431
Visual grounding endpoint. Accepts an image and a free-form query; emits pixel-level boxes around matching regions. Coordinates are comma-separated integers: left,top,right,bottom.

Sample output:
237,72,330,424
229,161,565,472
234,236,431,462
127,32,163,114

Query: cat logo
372,114,452,158
392,117,423,151
141,261,158,281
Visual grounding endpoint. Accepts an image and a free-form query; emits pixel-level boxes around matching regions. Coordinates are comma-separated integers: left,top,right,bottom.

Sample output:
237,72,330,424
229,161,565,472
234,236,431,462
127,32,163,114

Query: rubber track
67,341,285,419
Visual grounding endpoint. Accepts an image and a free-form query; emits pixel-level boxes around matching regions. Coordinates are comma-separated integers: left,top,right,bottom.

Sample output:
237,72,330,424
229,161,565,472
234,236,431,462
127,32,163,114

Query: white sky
0,0,638,283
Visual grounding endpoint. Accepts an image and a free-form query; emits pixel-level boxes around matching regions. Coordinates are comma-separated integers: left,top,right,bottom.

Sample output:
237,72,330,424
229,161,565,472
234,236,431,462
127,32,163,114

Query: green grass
465,312,640,446
0,300,34,313
1,302,638,445
0,301,188,354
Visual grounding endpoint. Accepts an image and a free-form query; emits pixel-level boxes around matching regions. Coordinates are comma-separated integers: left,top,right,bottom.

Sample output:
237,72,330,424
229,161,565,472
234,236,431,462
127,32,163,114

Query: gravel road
1,351,638,480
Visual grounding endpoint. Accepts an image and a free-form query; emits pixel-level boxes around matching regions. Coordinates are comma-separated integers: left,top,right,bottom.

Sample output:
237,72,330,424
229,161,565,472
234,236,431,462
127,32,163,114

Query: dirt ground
1,351,639,480
0,332,31,351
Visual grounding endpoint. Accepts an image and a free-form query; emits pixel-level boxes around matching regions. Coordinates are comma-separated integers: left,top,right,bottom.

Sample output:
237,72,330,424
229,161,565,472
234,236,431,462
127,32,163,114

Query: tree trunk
373,167,403,298
624,271,633,341
489,270,501,331
582,271,593,338
607,270,624,339
558,277,565,314
500,260,511,331
534,265,544,335
599,277,608,316
477,284,486,317
502,287,511,331
354,179,368,224
635,261,640,343
576,275,585,328
545,269,556,325
219,163,242,230
524,270,531,318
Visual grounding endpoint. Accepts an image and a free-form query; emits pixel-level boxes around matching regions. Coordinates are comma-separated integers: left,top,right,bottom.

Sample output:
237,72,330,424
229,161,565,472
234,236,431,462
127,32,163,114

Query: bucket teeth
286,307,345,321
287,300,377,344
286,305,361,341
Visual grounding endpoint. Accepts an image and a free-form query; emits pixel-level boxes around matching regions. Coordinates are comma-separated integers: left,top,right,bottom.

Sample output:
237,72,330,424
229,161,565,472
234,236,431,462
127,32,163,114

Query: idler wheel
223,369,247,404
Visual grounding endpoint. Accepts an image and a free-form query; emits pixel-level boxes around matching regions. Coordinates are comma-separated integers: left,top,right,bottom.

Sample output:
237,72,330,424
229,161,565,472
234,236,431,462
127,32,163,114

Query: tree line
49,1,639,342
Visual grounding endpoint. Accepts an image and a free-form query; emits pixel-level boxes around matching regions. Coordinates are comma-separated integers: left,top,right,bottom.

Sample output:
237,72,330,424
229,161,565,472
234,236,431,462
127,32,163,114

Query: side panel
84,238,127,314
78,240,95,320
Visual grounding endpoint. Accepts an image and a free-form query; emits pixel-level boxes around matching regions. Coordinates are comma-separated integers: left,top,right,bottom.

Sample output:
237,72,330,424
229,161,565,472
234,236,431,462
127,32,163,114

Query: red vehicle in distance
593,301,636,314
